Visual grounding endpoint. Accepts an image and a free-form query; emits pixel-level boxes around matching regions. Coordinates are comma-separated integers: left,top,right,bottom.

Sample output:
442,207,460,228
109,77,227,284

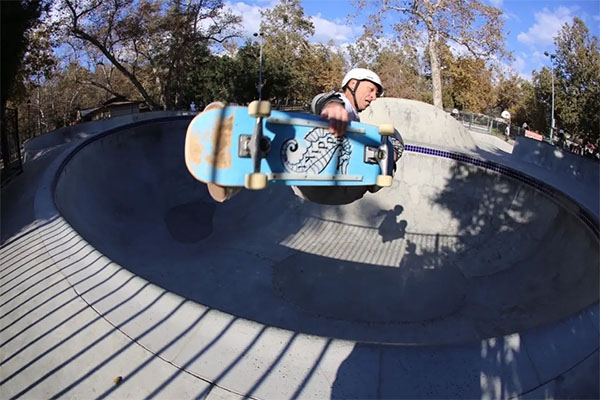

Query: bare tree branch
78,78,125,99
360,0,509,108
58,0,241,110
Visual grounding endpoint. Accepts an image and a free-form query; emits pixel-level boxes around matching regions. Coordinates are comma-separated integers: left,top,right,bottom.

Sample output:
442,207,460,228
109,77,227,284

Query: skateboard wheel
376,174,393,187
245,172,268,190
378,124,395,136
248,101,271,117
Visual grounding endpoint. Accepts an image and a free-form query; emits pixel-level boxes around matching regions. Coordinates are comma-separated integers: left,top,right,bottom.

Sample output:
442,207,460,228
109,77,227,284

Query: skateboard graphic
184,101,396,190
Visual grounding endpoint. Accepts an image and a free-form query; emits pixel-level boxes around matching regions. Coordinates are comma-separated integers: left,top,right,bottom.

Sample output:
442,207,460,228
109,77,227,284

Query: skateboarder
207,68,404,205
293,68,403,204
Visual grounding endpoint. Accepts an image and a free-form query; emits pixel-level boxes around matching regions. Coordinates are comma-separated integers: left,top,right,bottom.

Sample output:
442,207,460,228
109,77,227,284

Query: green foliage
259,0,318,102
355,0,510,108
309,43,347,93
530,68,554,134
1,0,47,110
510,77,547,132
10,0,598,152
509,18,600,141
51,0,241,110
552,18,600,141
352,38,426,101
180,38,346,108
181,41,295,107
437,42,496,113
260,0,315,55
495,74,524,114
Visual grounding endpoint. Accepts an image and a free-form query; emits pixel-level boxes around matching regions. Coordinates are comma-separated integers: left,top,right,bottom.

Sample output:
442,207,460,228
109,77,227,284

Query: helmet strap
346,80,363,112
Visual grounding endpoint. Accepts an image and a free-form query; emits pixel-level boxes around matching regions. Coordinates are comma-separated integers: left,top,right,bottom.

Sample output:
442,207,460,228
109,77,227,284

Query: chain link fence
447,109,528,141
448,109,598,161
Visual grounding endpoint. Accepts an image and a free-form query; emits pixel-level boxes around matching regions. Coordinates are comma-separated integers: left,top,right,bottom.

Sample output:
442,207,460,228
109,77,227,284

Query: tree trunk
427,36,443,109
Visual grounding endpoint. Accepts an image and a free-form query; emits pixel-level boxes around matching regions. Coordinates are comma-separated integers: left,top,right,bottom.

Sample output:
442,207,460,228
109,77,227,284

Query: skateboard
184,101,396,190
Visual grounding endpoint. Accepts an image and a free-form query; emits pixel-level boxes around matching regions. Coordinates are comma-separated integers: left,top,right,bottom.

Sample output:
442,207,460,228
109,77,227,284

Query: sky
224,0,600,80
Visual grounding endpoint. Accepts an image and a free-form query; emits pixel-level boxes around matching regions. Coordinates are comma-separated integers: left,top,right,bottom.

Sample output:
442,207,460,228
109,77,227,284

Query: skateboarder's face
350,80,379,110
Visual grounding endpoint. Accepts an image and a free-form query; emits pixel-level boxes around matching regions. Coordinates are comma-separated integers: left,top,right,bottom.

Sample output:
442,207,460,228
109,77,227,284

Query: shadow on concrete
376,205,407,243
331,155,599,398
3,116,598,398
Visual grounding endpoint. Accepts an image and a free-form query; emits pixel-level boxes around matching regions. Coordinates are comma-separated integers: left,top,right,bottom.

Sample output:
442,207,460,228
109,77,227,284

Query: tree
181,45,229,107
517,68,553,134
373,44,425,100
260,0,316,102
15,61,124,139
510,80,536,128
494,73,524,115
431,41,495,113
1,0,48,169
52,0,241,110
180,40,296,107
552,17,599,141
348,31,426,100
16,24,59,139
307,42,347,94
12,21,57,102
355,0,510,109
443,56,495,113
346,26,383,69
1,1,47,110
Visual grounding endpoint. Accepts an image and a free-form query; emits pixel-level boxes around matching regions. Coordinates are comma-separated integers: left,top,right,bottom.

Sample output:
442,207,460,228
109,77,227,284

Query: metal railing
447,109,526,140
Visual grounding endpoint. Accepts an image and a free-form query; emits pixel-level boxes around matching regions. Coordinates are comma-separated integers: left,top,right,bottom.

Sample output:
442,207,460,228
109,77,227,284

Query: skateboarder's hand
321,102,348,137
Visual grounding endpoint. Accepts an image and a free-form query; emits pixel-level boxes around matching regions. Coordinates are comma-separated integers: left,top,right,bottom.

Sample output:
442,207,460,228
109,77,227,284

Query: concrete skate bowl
53,115,599,345
360,97,477,150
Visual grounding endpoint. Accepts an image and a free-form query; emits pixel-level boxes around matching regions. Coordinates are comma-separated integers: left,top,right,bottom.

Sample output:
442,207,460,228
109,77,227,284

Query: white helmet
341,68,384,97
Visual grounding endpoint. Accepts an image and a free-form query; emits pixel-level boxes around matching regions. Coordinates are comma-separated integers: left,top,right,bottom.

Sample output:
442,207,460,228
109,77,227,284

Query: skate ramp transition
513,135,600,187
360,97,477,150
23,110,193,162
53,114,599,346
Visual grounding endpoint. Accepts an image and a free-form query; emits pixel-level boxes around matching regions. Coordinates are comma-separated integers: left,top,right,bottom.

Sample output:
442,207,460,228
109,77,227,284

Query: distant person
190,102,197,112
205,68,404,204
504,124,510,141
557,129,567,148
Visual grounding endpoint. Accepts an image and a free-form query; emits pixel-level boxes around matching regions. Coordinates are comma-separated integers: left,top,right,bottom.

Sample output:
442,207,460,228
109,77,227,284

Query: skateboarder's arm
311,92,349,137
311,91,344,115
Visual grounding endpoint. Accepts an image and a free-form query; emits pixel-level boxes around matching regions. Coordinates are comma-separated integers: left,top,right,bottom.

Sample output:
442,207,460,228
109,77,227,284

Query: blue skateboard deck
184,104,395,189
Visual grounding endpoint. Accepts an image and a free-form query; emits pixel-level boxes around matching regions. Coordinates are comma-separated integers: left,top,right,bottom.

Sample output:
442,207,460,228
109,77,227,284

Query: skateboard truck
364,146,384,164
238,135,271,158
245,100,272,190
362,124,395,187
